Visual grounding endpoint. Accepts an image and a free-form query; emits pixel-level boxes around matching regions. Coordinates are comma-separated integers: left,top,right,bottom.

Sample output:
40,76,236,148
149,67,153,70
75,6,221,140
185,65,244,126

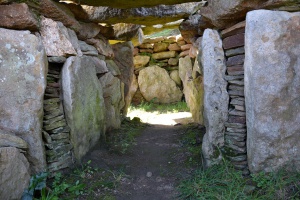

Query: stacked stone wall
221,21,249,175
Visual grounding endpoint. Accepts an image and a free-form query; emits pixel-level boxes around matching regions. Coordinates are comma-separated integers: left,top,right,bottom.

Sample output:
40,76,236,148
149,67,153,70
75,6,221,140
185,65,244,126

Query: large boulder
0,28,47,173
201,29,229,167
179,56,204,124
245,10,300,173
0,3,39,31
62,56,105,161
138,66,183,103
0,147,30,200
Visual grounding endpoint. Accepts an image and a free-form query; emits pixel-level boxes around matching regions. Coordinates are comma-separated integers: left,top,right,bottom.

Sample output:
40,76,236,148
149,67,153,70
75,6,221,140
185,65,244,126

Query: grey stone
43,115,65,125
225,134,246,142
44,109,64,120
245,10,300,173
46,144,73,158
201,29,229,167
47,150,72,163
0,28,47,173
106,60,121,76
51,132,69,140
229,109,246,117
48,155,73,172
85,35,114,58
0,132,28,150
225,122,246,128
228,85,244,91
228,90,244,97
48,56,67,63
225,75,244,81
42,131,52,144
62,56,105,161
228,80,244,86
0,147,30,200
48,126,70,134
228,155,247,162
225,46,245,57
45,139,70,150
91,56,108,74
138,66,183,103
43,120,67,131
78,40,98,56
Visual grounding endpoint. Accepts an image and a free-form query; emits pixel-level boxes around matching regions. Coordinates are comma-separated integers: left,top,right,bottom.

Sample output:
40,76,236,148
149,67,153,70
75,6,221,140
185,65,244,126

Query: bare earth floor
81,112,200,199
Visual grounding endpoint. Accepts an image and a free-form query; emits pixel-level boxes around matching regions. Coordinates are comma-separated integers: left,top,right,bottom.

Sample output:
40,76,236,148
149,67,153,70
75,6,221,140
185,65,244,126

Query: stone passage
221,21,249,175
43,63,73,175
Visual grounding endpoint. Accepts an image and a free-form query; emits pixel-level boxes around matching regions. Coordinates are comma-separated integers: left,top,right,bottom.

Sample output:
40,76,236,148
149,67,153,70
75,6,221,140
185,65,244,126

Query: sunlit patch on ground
127,110,193,125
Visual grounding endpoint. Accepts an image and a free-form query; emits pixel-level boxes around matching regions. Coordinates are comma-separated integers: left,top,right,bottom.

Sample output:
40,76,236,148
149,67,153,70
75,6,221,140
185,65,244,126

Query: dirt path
83,124,198,199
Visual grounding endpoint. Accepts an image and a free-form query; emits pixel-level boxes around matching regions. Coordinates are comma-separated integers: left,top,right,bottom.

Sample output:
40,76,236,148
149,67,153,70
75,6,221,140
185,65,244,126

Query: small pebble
146,172,152,177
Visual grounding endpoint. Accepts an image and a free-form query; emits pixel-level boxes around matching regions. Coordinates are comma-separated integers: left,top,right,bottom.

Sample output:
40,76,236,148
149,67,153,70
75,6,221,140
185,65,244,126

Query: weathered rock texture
179,56,204,124
138,66,183,103
0,147,30,200
201,29,229,167
62,56,105,161
245,10,300,173
0,28,47,173
0,3,39,31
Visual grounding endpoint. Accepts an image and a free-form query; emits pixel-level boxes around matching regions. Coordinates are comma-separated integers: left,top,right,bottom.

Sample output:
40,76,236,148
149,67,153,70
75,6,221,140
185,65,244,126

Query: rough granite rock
201,29,229,167
0,3,39,31
0,133,28,150
39,0,81,32
71,3,196,26
40,17,78,57
0,28,47,173
86,35,114,58
62,56,105,161
179,56,204,124
0,147,30,200
134,55,150,68
138,66,183,103
77,22,101,40
245,10,300,173
169,70,181,86
99,72,124,130
112,42,134,105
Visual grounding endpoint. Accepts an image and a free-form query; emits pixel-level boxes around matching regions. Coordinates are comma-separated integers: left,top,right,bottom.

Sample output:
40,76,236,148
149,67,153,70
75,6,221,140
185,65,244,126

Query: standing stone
62,56,105,161
245,10,300,173
201,29,229,167
112,42,135,114
138,66,183,103
0,147,30,200
179,56,204,124
99,72,124,130
0,28,47,173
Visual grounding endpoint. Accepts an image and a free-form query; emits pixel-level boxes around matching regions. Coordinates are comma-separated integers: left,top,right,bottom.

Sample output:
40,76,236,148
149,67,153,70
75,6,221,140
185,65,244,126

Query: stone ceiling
61,0,198,9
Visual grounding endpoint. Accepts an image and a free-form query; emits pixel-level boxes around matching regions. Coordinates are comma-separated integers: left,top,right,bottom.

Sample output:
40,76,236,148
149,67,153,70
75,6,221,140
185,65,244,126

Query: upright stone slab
0,28,47,173
62,56,105,161
201,29,229,167
245,10,300,173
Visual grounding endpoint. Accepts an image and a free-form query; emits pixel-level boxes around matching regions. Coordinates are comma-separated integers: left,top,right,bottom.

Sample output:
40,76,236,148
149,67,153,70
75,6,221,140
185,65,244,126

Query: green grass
178,159,300,200
106,117,147,154
129,101,189,114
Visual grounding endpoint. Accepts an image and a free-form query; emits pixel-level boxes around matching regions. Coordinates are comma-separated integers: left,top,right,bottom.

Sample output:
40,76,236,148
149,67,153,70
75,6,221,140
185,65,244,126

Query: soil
81,123,201,200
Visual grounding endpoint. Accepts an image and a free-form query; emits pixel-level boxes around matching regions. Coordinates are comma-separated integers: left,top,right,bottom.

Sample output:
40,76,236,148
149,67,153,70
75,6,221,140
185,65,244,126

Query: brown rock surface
223,34,245,50
0,3,39,31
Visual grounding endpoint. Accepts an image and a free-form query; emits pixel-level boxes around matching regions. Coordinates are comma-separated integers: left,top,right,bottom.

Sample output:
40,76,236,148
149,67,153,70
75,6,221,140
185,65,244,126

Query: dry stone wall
221,22,249,175
132,35,204,123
